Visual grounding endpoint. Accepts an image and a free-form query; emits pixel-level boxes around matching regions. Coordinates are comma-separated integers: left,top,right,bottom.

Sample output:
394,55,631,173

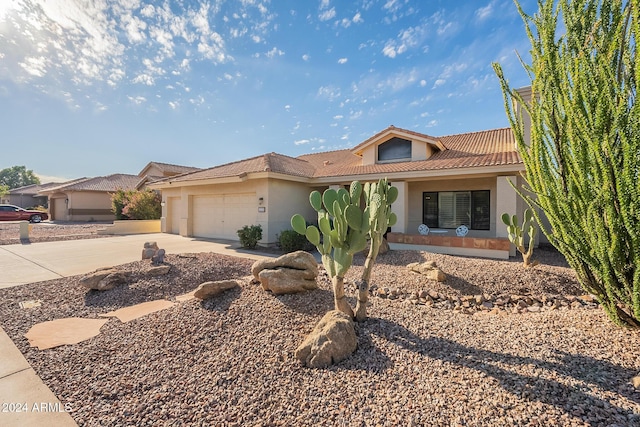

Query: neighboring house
40,175,141,221
2,182,61,208
149,124,535,259
39,162,200,222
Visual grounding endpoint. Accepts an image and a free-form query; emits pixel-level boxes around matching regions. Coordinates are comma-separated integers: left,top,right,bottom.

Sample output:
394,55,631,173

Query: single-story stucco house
1,182,61,208
39,161,201,222
149,117,538,259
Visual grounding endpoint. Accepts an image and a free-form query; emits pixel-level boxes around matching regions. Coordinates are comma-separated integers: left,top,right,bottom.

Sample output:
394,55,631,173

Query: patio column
496,176,518,256
390,181,408,233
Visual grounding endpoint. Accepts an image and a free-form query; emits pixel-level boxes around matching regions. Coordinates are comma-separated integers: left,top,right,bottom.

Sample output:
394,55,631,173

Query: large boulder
295,310,358,368
193,280,240,299
258,268,318,294
407,261,446,282
252,251,318,294
79,268,128,291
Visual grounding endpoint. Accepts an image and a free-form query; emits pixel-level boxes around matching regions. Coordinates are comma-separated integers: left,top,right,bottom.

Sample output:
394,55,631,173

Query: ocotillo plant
291,179,397,320
501,209,538,268
494,0,640,327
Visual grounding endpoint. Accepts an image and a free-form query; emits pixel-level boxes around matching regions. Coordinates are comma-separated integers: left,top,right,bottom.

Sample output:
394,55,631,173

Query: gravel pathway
0,222,111,245
0,247,639,426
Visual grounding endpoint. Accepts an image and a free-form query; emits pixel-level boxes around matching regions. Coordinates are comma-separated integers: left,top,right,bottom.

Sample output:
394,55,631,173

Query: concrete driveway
0,233,276,289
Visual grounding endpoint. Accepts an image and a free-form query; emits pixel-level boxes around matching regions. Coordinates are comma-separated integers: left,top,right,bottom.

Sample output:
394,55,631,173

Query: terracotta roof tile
160,153,317,183
145,161,201,175
44,174,140,192
153,127,522,185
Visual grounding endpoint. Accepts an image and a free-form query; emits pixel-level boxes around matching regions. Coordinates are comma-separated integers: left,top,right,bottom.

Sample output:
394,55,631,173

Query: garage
52,197,67,221
192,193,256,240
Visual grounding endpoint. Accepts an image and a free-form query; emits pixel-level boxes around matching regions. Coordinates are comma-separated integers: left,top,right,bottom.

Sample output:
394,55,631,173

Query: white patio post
390,181,408,233
496,176,518,257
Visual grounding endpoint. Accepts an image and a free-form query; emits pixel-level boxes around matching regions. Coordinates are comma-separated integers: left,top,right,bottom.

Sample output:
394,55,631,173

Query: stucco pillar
160,197,167,233
496,176,518,256
181,189,190,237
390,181,408,233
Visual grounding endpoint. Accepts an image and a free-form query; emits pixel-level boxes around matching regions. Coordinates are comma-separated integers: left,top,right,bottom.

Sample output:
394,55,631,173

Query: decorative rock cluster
371,286,600,315
251,251,318,295
142,241,165,265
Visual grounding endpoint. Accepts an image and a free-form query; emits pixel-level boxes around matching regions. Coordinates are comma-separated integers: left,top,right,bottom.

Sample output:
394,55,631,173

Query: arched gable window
377,137,411,162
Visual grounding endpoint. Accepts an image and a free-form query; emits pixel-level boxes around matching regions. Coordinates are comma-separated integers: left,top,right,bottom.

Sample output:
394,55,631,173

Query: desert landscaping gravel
1,242,639,426
0,222,110,245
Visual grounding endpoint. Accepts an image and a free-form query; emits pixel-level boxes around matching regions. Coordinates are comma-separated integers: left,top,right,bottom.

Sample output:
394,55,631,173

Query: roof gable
350,125,446,156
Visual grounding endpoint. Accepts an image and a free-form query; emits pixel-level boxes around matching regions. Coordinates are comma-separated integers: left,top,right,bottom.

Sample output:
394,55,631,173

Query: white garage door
169,197,181,234
192,193,256,240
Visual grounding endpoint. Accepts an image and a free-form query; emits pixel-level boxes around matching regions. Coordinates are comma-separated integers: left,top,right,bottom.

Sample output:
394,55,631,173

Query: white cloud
475,2,495,21
19,56,48,77
127,95,147,105
432,79,446,88
302,54,310,61
333,114,343,119
426,119,438,128
294,139,310,145
420,80,427,87
284,104,291,111
352,12,363,23
168,101,179,109
319,8,336,22
382,24,428,58
266,47,284,58
338,57,348,64
317,85,341,101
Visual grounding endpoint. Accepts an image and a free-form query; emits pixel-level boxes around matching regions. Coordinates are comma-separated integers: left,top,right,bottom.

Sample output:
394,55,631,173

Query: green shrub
122,190,161,220
110,189,133,220
277,229,313,253
237,224,262,249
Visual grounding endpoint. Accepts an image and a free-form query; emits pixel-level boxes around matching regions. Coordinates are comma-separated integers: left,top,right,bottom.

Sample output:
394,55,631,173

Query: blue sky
0,0,536,182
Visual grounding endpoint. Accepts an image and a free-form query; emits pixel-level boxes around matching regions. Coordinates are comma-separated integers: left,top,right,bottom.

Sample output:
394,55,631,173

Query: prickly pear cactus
501,208,538,267
292,179,398,319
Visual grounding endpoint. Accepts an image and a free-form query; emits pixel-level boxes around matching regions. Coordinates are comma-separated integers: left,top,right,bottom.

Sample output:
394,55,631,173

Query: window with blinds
422,190,490,230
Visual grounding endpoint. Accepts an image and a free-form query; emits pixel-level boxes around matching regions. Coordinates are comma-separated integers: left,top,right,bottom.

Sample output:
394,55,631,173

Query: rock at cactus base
295,310,357,368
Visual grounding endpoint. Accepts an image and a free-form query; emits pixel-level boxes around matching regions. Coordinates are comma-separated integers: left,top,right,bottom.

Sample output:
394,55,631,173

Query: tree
0,184,8,198
292,179,397,321
493,0,640,327
0,166,41,189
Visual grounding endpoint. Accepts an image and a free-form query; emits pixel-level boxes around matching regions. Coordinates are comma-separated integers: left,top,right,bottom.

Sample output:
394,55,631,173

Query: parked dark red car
0,204,48,223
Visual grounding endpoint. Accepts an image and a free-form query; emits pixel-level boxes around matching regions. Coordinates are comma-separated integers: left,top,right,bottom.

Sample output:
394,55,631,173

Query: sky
0,0,537,182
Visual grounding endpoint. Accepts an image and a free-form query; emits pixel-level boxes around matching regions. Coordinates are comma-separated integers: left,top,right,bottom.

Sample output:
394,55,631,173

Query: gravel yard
0,222,111,245
0,245,639,426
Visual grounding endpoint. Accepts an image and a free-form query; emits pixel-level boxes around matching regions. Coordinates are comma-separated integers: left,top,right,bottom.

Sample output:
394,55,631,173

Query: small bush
122,190,161,220
278,229,313,253
111,189,133,220
237,224,262,249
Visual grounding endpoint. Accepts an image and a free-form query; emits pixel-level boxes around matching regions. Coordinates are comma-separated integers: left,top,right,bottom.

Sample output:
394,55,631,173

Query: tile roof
8,182,62,195
158,153,317,184
141,161,201,176
42,174,140,193
152,127,522,185
299,127,521,178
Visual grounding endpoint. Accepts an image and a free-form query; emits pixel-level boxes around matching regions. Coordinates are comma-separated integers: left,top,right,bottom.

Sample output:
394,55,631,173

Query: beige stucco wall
67,191,115,221
264,179,316,244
